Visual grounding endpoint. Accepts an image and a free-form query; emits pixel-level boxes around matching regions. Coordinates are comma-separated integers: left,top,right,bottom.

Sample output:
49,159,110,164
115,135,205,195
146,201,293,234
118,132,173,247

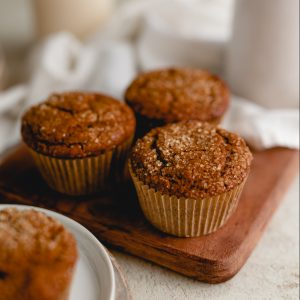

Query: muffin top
22,92,136,158
0,208,77,300
0,208,77,268
125,68,229,123
130,121,252,199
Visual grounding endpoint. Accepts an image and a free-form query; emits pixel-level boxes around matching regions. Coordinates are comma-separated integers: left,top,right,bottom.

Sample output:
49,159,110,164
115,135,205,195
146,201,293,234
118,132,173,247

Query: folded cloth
222,97,299,150
0,0,298,153
0,85,27,154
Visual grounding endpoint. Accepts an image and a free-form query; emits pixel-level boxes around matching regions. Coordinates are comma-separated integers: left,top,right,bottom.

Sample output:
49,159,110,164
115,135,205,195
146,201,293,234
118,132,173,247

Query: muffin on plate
129,121,252,237
0,208,77,300
125,68,229,137
21,92,136,195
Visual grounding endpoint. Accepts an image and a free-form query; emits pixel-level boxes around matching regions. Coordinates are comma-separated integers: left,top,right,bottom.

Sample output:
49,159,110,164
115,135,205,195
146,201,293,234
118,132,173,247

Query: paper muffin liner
129,163,247,237
29,137,133,196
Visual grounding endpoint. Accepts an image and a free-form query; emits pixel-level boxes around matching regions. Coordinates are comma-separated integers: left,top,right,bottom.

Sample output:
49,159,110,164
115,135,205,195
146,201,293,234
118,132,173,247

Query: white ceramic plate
0,204,116,300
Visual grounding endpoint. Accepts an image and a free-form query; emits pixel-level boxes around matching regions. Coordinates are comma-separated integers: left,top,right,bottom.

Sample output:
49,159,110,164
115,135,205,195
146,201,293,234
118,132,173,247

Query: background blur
0,0,234,88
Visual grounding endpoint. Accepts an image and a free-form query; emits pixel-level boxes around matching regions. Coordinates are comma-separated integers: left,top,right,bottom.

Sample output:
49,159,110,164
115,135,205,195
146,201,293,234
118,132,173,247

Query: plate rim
0,203,116,300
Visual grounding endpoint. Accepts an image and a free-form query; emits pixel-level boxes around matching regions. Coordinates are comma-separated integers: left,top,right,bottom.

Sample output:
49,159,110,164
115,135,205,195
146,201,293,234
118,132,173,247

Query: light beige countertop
112,176,299,300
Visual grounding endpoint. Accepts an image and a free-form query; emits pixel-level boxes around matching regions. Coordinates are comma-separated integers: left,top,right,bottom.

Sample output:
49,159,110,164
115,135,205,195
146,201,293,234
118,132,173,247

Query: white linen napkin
222,96,299,150
0,0,298,154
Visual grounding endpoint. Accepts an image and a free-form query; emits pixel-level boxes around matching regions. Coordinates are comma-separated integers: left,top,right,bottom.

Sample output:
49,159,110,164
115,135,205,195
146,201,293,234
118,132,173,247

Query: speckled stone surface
112,175,299,300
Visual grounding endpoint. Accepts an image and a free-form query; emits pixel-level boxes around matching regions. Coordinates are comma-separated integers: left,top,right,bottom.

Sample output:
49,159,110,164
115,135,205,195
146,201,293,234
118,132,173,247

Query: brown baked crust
130,121,252,199
0,208,77,300
125,68,229,125
21,92,136,158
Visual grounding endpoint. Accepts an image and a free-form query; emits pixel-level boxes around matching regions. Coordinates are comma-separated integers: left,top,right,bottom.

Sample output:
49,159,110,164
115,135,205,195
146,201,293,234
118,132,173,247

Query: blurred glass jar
32,0,115,39
226,0,299,108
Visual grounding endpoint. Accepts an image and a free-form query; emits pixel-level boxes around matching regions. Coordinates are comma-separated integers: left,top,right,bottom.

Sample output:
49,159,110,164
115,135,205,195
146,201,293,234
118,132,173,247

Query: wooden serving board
0,145,298,283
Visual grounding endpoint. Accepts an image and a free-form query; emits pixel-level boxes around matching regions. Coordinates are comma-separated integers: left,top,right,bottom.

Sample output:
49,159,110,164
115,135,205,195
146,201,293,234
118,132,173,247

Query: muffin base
129,163,247,237
29,137,133,196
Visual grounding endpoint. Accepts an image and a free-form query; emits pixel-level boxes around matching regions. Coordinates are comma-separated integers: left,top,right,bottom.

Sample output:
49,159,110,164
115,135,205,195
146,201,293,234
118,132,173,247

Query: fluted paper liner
29,137,133,196
129,163,247,237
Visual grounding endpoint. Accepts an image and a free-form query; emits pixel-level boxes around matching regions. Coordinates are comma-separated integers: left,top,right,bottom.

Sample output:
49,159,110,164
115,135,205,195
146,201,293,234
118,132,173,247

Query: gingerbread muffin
125,68,229,137
0,208,77,300
129,121,252,237
21,92,136,195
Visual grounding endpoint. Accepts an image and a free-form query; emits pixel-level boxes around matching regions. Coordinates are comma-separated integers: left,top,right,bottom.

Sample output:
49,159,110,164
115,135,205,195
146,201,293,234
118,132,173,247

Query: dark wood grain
0,145,298,283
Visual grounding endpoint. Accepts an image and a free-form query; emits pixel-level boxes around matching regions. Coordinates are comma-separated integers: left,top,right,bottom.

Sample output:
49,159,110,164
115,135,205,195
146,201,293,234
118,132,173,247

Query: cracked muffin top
130,121,252,199
0,208,77,266
21,92,136,158
125,68,230,124
0,208,77,300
